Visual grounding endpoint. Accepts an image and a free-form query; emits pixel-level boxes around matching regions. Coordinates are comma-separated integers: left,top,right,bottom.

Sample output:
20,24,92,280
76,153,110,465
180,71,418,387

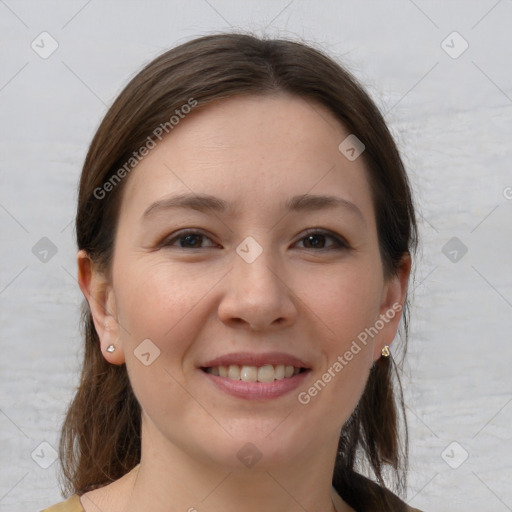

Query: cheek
296,260,381,406
113,261,216,395
300,259,383,340
116,264,212,424
116,259,221,341
297,269,377,424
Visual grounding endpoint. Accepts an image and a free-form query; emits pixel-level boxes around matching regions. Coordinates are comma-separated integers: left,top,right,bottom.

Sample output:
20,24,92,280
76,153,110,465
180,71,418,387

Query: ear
372,252,412,361
77,249,125,365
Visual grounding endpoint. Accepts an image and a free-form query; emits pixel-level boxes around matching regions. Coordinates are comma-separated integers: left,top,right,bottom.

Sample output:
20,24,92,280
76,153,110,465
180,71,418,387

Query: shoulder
40,494,84,512
381,487,424,512
339,472,424,512
381,488,424,512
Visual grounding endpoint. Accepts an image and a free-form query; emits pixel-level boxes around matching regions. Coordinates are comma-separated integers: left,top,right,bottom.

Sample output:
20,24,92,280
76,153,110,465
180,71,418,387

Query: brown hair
60,32,418,510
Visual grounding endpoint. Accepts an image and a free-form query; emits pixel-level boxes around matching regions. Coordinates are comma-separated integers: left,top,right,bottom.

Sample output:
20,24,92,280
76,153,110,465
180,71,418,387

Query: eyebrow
141,192,366,225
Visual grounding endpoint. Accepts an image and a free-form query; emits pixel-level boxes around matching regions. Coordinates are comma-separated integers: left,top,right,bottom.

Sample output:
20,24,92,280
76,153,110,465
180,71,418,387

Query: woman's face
84,93,408,471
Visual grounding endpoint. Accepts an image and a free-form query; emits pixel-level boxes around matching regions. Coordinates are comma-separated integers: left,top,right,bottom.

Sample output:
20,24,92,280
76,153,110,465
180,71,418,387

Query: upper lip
200,352,310,369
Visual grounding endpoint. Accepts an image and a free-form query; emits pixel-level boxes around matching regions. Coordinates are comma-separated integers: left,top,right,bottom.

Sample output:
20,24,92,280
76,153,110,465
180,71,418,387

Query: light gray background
1,1,511,511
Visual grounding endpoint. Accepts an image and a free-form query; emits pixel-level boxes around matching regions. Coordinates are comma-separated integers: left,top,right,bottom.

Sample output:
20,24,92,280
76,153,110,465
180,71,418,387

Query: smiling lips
200,351,311,392
204,364,303,382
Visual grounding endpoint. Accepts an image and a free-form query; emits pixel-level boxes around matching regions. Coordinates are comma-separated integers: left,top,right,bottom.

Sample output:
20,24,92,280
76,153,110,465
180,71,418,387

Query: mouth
198,352,312,400
201,364,308,383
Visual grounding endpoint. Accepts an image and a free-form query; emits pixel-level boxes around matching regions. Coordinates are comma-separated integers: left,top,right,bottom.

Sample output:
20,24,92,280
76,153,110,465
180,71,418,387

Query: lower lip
200,369,311,400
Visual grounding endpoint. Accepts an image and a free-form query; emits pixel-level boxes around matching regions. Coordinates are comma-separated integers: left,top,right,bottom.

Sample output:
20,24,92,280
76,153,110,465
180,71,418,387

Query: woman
42,33,421,512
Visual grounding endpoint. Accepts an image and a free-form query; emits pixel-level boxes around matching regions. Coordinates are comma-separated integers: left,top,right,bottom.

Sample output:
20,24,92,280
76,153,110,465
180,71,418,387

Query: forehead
118,93,375,224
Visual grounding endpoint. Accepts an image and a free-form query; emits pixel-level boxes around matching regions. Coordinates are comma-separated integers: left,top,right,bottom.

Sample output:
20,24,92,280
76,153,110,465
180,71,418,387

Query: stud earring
106,344,116,353
381,345,390,357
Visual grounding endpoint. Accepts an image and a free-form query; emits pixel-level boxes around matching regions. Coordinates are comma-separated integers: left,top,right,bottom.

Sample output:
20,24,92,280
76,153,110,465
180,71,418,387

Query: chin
194,423,309,471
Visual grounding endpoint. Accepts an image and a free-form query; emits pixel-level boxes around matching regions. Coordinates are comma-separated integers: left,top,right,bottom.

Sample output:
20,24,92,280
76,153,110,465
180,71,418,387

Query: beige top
41,464,422,512
41,494,423,512
41,494,83,511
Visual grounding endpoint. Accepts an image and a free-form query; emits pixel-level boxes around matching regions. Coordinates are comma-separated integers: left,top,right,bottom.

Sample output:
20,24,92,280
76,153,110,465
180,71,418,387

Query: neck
116,418,353,512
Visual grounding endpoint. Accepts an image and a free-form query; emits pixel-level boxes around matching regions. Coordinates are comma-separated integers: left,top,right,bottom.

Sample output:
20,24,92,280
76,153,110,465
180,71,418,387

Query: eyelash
160,228,350,251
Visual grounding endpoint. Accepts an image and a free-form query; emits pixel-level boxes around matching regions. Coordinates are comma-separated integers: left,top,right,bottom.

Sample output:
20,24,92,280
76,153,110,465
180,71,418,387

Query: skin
77,93,411,512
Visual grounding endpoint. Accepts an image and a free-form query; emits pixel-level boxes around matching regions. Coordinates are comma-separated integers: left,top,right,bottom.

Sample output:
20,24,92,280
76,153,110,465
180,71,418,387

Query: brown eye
295,229,349,251
162,230,217,249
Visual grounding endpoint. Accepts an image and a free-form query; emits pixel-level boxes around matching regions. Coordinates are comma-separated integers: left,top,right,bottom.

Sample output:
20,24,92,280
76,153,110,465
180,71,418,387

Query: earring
106,344,116,353
381,345,390,357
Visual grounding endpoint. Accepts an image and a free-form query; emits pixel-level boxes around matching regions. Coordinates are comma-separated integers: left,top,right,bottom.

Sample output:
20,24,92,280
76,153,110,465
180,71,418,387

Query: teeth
257,364,275,382
228,365,240,380
240,365,257,382
205,364,302,382
275,364,285,379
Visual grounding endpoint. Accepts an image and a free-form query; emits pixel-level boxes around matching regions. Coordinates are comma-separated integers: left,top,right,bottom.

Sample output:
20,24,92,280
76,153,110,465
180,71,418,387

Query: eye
161,229,217,249
294,229,349,251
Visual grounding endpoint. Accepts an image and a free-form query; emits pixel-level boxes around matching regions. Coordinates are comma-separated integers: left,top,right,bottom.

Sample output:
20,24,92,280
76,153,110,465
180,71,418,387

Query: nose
217,243,298,331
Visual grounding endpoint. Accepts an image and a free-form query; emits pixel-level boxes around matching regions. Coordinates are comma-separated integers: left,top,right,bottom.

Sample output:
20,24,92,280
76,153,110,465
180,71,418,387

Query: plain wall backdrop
1,1,511,511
